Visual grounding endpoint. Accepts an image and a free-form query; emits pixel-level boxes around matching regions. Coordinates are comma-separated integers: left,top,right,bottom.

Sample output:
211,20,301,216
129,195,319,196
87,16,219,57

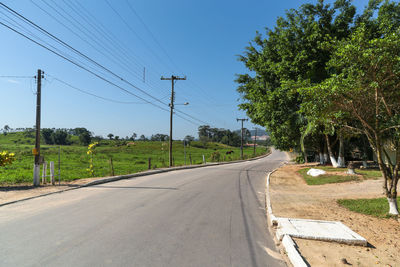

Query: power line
104,0,176,74
72,1,226,128
0,3,171,109
47,74,147,104
31,0,146,83
0,8,112,81
30,0,169,102
57,0,170,95
0,20,170,113
0,75,34,78
0,2,210,128
125,0,181,73
174,109,210,125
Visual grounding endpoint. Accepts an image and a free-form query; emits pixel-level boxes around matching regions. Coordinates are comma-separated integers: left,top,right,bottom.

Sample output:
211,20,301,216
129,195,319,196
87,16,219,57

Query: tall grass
0,137,268,184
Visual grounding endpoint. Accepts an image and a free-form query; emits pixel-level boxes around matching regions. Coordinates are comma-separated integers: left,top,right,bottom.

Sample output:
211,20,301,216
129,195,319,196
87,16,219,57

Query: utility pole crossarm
160,75,187,81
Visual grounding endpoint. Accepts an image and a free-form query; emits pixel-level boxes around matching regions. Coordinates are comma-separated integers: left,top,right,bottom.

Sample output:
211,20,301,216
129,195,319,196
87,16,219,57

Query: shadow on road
91,185,178,190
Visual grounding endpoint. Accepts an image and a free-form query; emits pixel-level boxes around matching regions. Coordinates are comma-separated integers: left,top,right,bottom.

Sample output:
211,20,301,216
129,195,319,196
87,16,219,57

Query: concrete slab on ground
276,218,367,246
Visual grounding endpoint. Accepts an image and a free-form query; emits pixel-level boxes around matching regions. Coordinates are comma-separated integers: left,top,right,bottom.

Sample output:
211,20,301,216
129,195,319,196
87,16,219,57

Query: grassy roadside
0,141,269,184
297,166,382,185
297,168,359,185
338,198,400,218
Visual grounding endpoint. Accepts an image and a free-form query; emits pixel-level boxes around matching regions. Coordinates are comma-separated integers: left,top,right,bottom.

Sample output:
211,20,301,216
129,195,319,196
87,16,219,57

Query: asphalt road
0,149,288,267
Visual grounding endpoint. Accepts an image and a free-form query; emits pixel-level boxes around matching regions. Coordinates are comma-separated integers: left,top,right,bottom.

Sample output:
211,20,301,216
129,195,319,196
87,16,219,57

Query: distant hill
249,128,269,137
234,128,269,137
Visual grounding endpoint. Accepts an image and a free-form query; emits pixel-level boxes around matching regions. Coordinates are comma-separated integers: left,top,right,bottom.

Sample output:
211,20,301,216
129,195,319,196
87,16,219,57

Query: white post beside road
42,162,47,184
50,161,55,185
33,164,40,186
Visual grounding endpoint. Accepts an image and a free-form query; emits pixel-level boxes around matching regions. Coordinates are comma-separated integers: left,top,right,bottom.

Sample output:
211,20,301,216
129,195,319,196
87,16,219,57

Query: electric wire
124,1,223,109
46,74,147,104
60,0,169,94
125,0,181,73
0,20,171,113
0,2,212,128
0,9,112,81
104,0,176,74
33,0,146,83
0,75,34,78
0,3,172,110
69,0,216,123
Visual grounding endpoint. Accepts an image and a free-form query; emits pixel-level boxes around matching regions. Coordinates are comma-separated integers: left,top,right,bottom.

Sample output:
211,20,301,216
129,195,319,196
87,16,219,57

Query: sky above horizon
0,0,369,139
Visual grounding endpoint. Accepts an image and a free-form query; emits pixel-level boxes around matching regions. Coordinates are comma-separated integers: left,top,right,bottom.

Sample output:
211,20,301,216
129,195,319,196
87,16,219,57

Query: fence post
202,155,206,164
189,154,192,165
50,161,55,185
58,146,61,186
110,157,115,176
148,157,152,170
42,161,47,184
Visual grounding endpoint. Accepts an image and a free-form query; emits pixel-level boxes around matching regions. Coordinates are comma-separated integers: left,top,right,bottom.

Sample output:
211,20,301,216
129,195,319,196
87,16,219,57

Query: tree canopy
236,0,400,214
236,0,357,150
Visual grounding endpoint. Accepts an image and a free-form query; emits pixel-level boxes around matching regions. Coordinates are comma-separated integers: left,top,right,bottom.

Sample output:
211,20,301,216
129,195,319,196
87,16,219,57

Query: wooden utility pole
253,127,257,156
237,118,248,160
161,75,186,167
33,69,43,186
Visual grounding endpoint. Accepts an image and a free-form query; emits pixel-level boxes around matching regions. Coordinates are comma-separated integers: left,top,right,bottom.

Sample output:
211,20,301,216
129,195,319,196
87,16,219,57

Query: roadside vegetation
0,131,268,185
338,198,400,219
297,166,382,185
237,0,400,214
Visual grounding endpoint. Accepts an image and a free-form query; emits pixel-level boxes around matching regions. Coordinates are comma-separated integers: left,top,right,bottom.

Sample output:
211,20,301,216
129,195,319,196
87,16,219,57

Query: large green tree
236,0,356,151
300,1,400,214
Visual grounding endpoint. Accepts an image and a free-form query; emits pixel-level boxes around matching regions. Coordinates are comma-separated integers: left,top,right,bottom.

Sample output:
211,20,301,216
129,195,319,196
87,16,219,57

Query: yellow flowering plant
0,151,15,166
86,142,98,176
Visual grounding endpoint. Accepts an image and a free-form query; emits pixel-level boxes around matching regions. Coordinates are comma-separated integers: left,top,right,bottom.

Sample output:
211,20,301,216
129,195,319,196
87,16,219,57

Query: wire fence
0,144,268,185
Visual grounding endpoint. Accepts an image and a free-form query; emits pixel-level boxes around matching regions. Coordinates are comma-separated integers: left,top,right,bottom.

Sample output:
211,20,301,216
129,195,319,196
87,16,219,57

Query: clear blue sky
0,0,369,139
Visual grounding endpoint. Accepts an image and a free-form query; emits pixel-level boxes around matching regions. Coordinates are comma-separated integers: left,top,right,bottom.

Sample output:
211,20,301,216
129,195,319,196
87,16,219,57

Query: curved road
0,150,288,267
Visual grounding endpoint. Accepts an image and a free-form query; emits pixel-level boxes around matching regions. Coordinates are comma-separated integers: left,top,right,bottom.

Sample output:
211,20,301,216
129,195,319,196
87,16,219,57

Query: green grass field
0,133,269,184
338,198,400,218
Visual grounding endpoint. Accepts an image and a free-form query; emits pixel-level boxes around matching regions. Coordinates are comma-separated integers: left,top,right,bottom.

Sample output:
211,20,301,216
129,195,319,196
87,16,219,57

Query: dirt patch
270,163,400,267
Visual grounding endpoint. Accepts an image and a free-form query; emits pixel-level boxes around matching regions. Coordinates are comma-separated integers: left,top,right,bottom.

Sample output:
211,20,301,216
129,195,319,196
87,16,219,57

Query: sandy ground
270,164,400,267
0,176,111,205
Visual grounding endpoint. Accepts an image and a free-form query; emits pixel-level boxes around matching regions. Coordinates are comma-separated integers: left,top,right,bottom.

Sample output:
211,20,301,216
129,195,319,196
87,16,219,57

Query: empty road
0,150,288,267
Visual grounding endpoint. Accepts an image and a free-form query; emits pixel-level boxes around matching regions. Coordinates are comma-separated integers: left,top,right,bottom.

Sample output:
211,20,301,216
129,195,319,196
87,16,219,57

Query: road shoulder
269,163,399,266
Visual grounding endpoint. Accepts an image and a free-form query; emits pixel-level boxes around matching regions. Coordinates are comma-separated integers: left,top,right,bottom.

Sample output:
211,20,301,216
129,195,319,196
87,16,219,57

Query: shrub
210,151,221,162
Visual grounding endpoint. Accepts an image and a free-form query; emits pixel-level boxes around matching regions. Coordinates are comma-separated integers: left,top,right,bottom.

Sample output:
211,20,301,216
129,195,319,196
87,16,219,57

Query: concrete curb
0,152,271,208
265,162,309,267
266,161,368,267
266,170,278,226
282,235,309,267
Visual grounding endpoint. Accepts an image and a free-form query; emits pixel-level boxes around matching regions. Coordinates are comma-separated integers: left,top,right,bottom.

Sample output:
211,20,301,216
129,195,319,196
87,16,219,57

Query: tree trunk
319,138,325,165
325,134,338,168
362,161,368,168
323,139,329,164
303,151,308,163
375,137,399,215
319,152,324,165
338,136,345,168
387,197,399,215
